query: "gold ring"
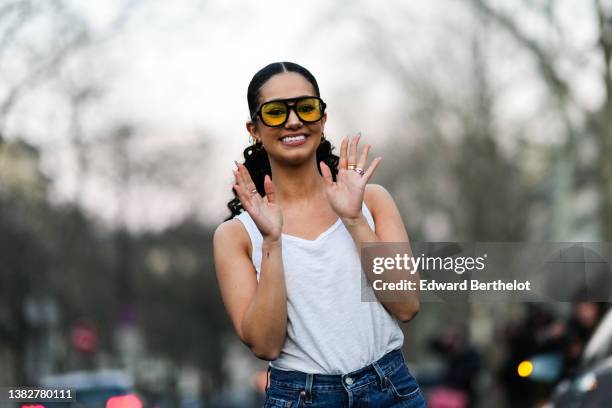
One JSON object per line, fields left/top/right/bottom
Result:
{"left": 347, "top": 164, "right": 356, "bottom": 170}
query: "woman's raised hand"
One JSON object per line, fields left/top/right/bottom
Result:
{"left": 319, "top": 134, "right": 382, "bottom": 220}
{"left": 233, "top": 162, "right": 283, "bottom": 242}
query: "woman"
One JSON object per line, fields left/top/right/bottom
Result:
{"left": 213, "top": 61, "right": 426, "bottom": 407}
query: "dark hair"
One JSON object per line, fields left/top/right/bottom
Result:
{"left": 225, "top": 62, "right": 339, "bottom": 220}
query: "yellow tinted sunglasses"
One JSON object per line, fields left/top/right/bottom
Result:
{"left": 252, "top": 96, "right": 327, "bottom": 127}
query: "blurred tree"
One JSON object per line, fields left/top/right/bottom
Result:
{"left": 132, "top": 220, "right": 230, "bottom": 392}
{"left": 0, "top": 0, "right": 90, "bottom": 137}
{"left": 0, "top": 140, "right": 116, "bottom": 382}
{"left": 0, "top": 0, "right": 230, "bottom": 395}
{"left": 323, "top": 4, "right": 612, "bottom": 406}
{"left": 469, "top": 0, "right": 612, "bottom": 240}
{"left": 0, "top": 0, "right": 139, "bottom": 134}
{"left": 338, "top": 6, "right": 531, "bottom": 242}
{"left": 0, "top": 136, "right": 225, "bottom": 387}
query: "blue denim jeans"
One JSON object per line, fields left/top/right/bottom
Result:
{"left": 263, "top": 348, "right": 427, "bottom": 407}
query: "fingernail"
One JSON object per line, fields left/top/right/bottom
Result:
{"left": 234, "top": 160, "right": 239, "bottom": 169}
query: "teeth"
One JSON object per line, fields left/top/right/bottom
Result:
{"left": 282, "top": 135, "right": 306, "bottom": 142}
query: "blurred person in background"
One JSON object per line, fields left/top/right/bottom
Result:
{"left": 559, "top": 301, "right": 607, "bottom": 379}
{"left": 213, "top": 61, "right": 426, "bottom": 407}
{"left": 496, "top": 304, "right": 558, "bottom": 407}
{"left": 426, "top": 326, "right": 481, "bottom": 408}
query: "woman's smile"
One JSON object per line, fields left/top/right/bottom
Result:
{"left": 279, "top": 133, "right": 309, "bottom": 147}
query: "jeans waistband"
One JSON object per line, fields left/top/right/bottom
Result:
{"left": 266, "top": 348, "right": 406, "bottom": 392}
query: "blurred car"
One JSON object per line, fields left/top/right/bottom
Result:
{"left": 34, "top": 369, "right": 143, "bottom": 408}
{"left": 552, "top": 308, "right": 612, "bottom": 407}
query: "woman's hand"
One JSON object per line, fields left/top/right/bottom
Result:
{"left": 319, "top": 134, "right": 382, "bottom": 221}
{"left": 233, "top": 163, "right": 283, "bottom": 242}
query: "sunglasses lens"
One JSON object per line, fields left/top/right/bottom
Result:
{"left": 296, "top": 98, "right": 322, "bottom": 122}
{"left": 261, "top": 101, "right": 288, "bottom": 126}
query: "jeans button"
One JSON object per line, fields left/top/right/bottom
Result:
{"left": 345, "top": 376, "right": 353, "bottom": 385}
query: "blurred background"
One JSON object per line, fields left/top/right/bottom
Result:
{"left": 1, "top": 0, "right": 612, "bottom": 407}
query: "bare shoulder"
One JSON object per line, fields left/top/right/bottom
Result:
{"left": 364, "top": 183, "right": 395, "bottom": 215}
{"left": 364, "top": 184, "right": 408, "bottom": 240}
{"left": 213, "top": 217, "right": 250, "bottom": 255}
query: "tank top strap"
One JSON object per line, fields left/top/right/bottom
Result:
{"left": 362, "top": 201, "right": 376, "bottom": 231}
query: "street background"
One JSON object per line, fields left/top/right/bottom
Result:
{"left": 2, "top": 0, "right": 612, "bottom": 407}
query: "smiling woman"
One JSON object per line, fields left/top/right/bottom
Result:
{"left": 224, "top": 64, "right": 338, "bottom": 219}
{"left": 213, "top": 62, "right": 426, "bottom": 407}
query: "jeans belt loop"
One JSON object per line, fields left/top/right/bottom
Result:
{"left": 304, "top": 373, "right": 314, "bottom": 403}
{"left": 371, "top": 360, "right": 388, "bottom": 391}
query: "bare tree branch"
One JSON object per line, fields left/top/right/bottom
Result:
{"left": 594, "top": 0, "right": 612, "bottom": 102}
{"left": 469, "top": 0, "right": 570, "bottom": 104}
{"left": 0, "top": 0, "right": 33, "bottom": 62}
{"left": 0, "top": 28, "right": 89, "bottom": 133}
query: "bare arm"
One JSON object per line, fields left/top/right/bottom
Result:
{"left": 213, "top": 165, "right": 288, "bottom": 360}
{"left": 344, "top": 183, "right": 420, "bottom": 323}
{"left": 320, "top": 135, "right": 419, "bottom": 323}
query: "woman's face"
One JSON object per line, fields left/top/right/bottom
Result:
{"left": 247, "top": 72, "right": 326, "bottom": 165}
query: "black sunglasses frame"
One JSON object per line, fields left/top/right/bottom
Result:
{"left": 251, "top": 96, "right": 327, "bottom": 128}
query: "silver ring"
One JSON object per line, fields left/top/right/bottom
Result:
{"left": 250, "top": 188, "right": 257, "bottom": 194}
{"left": 353, "top": 167, "right": 365, "bottom": 176}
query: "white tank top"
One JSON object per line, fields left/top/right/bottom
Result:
{"left": 235, "top": 202, "right": 404, "bottom": 374}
